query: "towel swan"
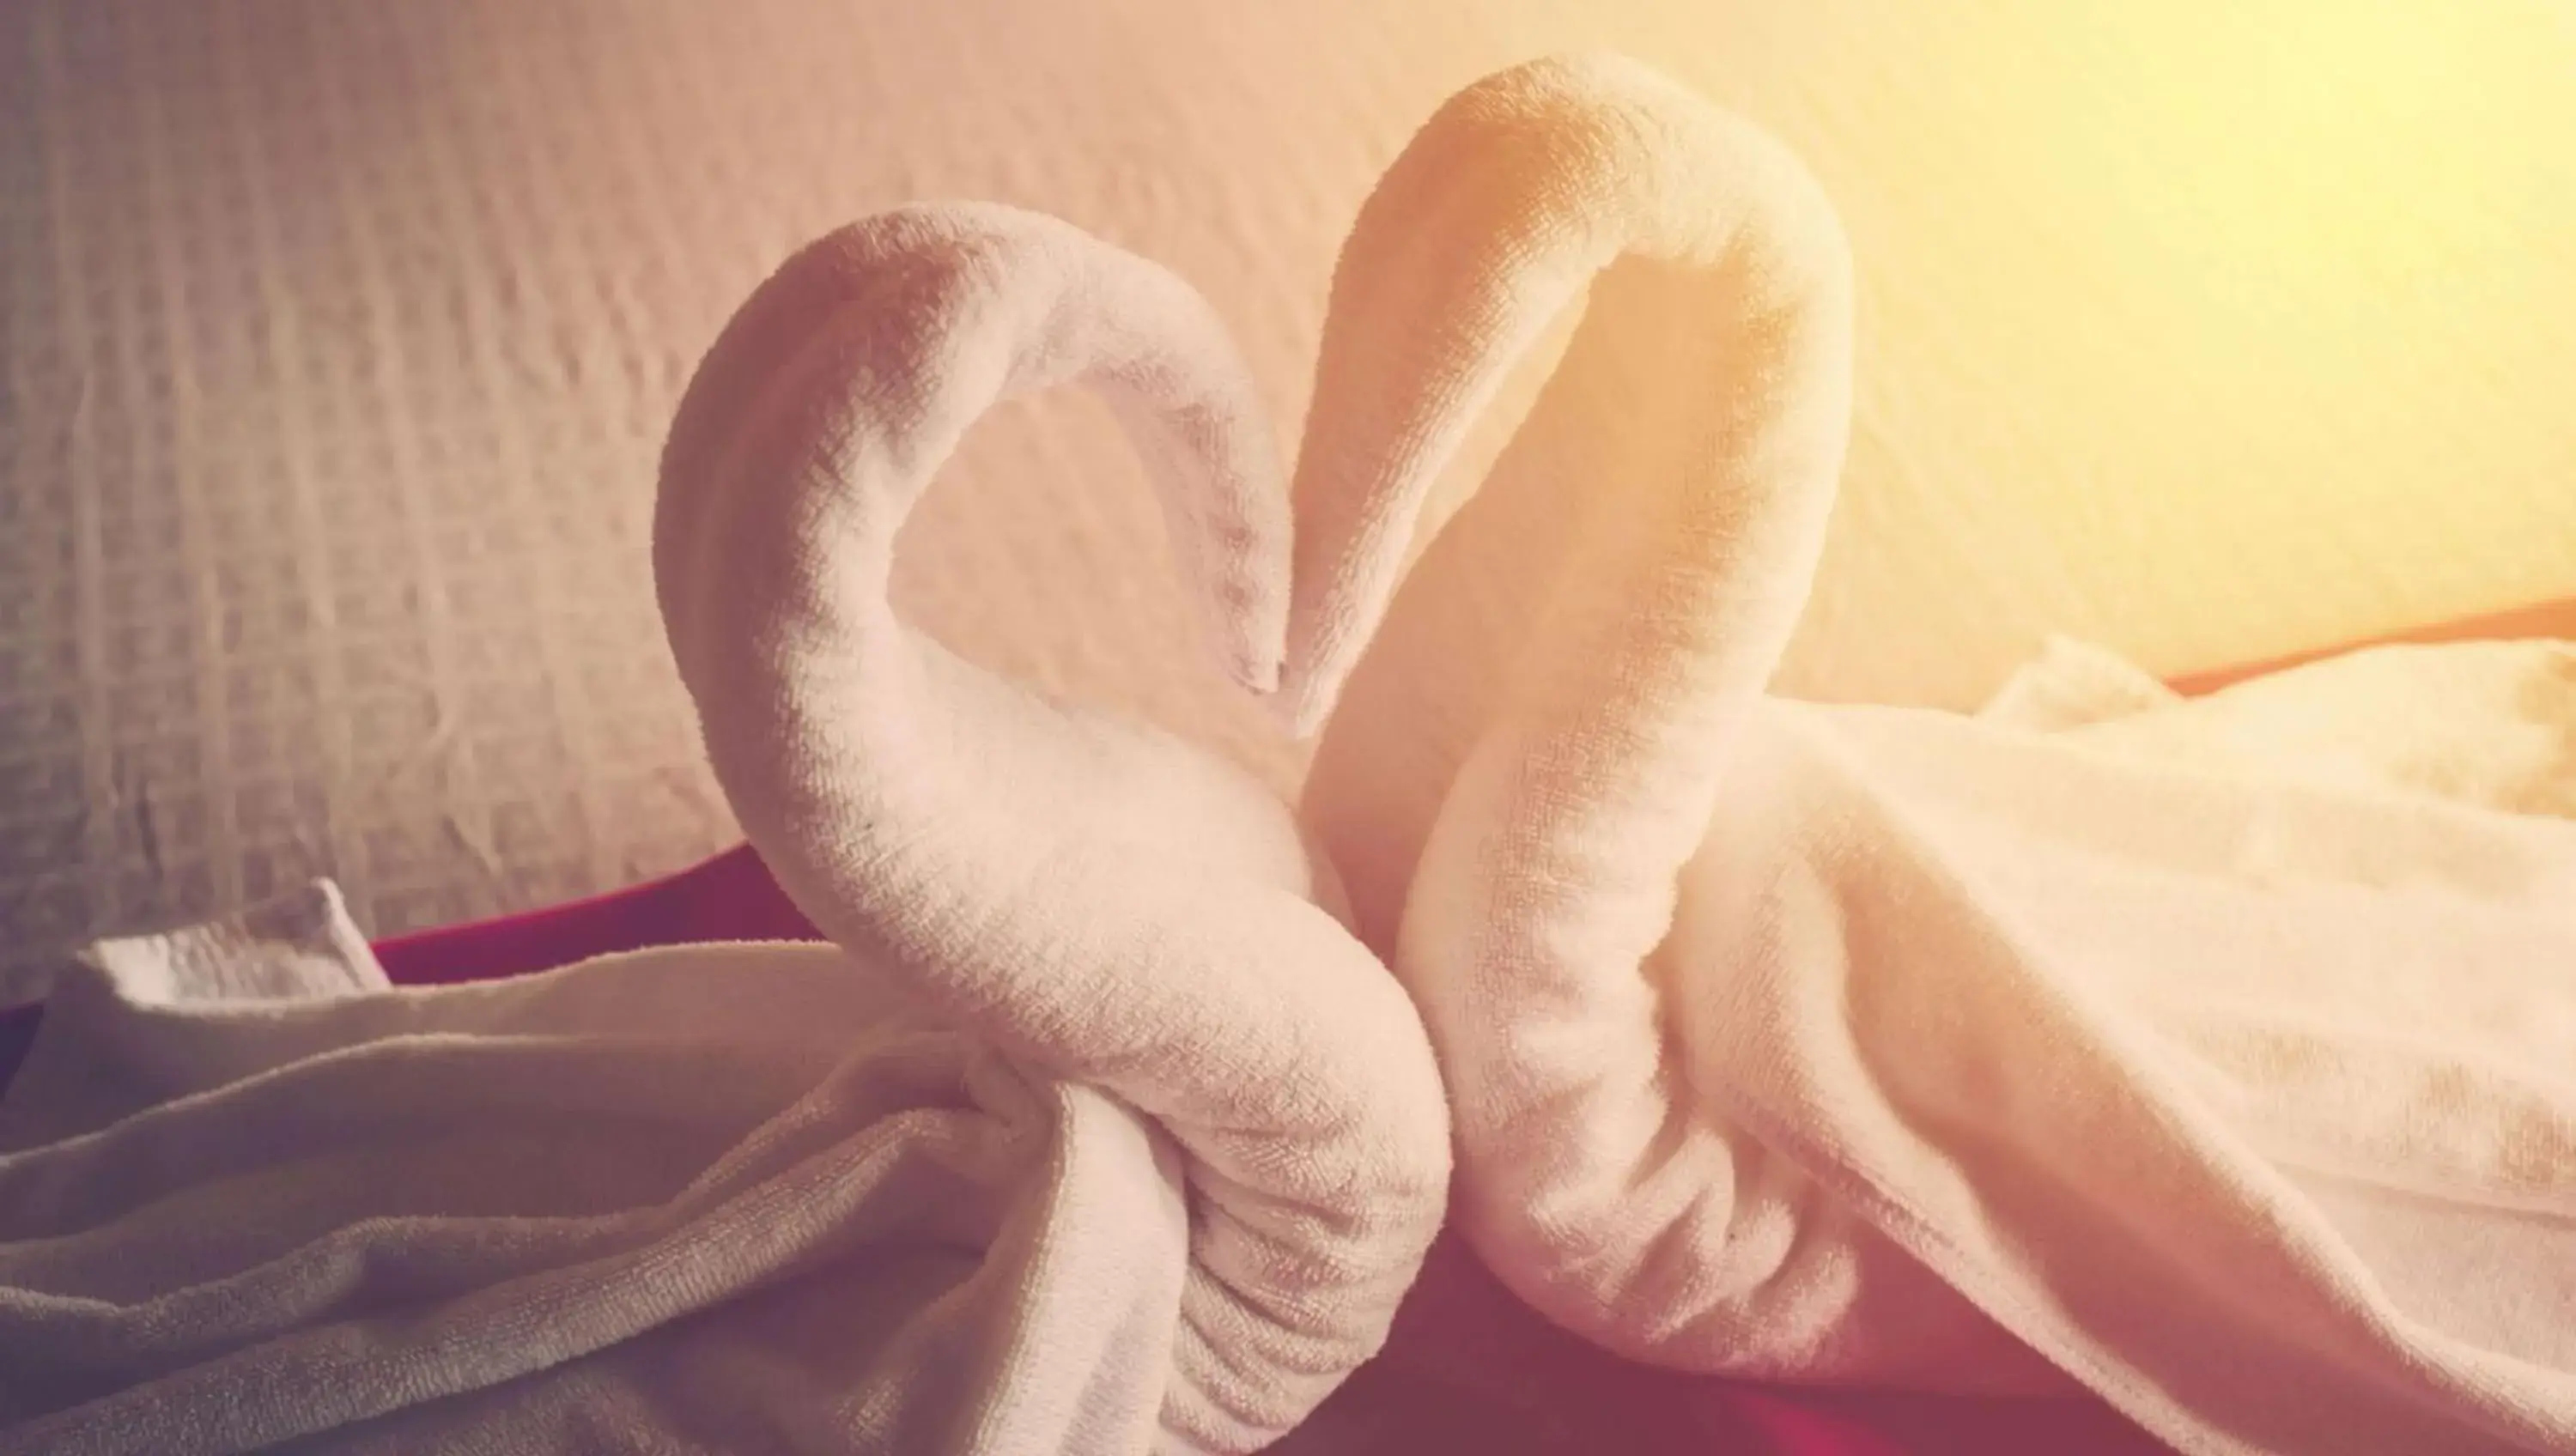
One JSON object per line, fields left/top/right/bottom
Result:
{"left": 654, "top": 203, "right": 1449, "bottom": 1453}
{"left": 1282, "top": 55, "right": 2576, "bottom": 1455}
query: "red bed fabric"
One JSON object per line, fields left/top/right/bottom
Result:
{"left": 369, "top": 842, "right": 823, "bottom": 986}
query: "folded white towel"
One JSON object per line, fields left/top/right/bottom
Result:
{"left": 653, "top": 201, "right": 1449, "bottom": 1451}
{"left": 1284, "top": 52, "right": 2576, "bottom": 1456}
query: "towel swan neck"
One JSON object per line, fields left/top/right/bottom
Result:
{"left": 1289, "top": 56, "right": 2576, "bottom": 1456}
{"left": 654, "top": 202, "right": 1448, "bottom": 1452}
{"left": 1280, "top": 56, "right": 1865, "bottom": 1364}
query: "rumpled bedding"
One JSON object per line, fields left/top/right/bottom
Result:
{"left": 1269, "top": 55, "right": 2576, "bottom": 1455}
{"left": 3, "top": 632, "right": 2567, "bottom": 1455}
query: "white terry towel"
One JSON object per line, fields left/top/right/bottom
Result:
{"left": 653, "top": 202, "right": 1449, "bottom": 1451}
{"left": 0, "top": 203, "right": 1449, "bottom": 1456}
{"left": 1282, "top": 52, "right": 2576, "bottom": 1456}
{"left": 1, "top": 895, "right": 1204, "bottom": 1453}
{"left": 1984, "top": 634, "right": 2576, "bottom": 820}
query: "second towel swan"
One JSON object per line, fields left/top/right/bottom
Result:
{"left": 1285, "top": 53, "right": 2576, "bottom": 1456}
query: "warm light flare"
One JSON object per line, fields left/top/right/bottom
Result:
{"left": 1745, "top": 0, "right": 2576, "bottom": 705}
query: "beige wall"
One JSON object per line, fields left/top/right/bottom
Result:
{"left": 1735, "top": 0, "right": 2576, "bottom": 705}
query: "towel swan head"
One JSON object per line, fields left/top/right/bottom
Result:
{"left": 1280, "top": 56, "right": 1862, "bottom": 1368}
{"left": 653, "top": 202, "right": 1448, "bottom": 1451}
